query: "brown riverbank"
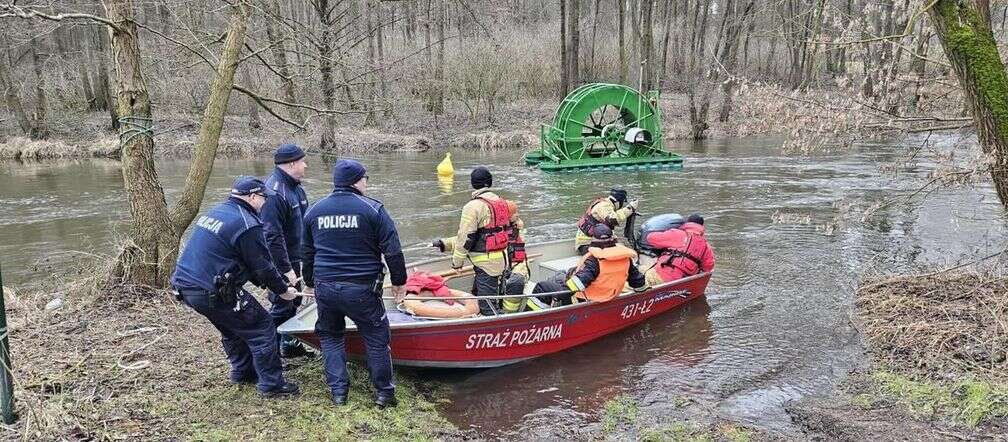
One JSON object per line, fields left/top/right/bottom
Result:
{"left": 0, "top": 87, "right": 840, "bottom": 162}
{"left": 786, "top": 269, "right": 1008, "bottom": 440}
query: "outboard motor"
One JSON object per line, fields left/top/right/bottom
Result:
{"left": 636, "top": 213, "right": 685, "bottom": 256}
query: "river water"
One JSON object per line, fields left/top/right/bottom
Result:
{"left": 1, "top": 136, "right": 1005, "bottom": 436}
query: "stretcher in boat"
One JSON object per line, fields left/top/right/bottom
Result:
{"left": 278, "top": 239, "right": 710, "bottom": 368}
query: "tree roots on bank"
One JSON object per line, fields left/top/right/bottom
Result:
{"left": 856, "top": 269, "right": 1008, "bottom": 380}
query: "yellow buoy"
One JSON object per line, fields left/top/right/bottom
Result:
{"left": 436, "top": 152, "right": 454, "bottom": 178}
{"left": 437, "top": 175, "right": 453, "bottom": 195}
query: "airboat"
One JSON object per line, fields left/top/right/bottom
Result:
{"left": 524, "top": 83, "right": 684, "bottom": 171}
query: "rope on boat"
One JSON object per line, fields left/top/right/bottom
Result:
{"left": 379, "top": 289, "right": 574, "bottom": 301}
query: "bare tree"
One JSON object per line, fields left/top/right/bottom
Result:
{"left": 27, "top": 19, "right": 49, "bottom": 139}
{"left": 262, "top": 0, "right": 302, "bottom": 123}
{"left": 560, "top": 0, "right": 568, "bottom": 96}
{"left": 101, "top": 0, "right": 256, "bottom": 286}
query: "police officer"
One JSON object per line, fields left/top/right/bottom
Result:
{"left": 302, "top": 159, "right": 407, "bottom": 408}
{"left": 262, "top": 143, "right": 312, "bottom": 358}
{"left": 171, "top": 176, "right": 300, "bottom": 398}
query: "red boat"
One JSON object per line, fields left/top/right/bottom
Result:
{"left": 278, "top": 239, "right": 711, "bottom": 368}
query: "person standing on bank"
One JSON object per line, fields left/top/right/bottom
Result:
{"left": 171, "top": 176, "right": 301, "bottom": 398}
{"left": 302, "top": 159, "right": 407, "bottom": 408}
{"left": 262, "top": 143, "right": 313, "bottom": 358}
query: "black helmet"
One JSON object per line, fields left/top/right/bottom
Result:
{"left": 590, "top": 225, "right": 617, "bottom": 248}
{"left": 609, "top": 188, "right": 628, "bottom": 204}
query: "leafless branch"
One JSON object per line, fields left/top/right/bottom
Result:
{"left": 0, "top": 3, "right": 120, "bottom": 30}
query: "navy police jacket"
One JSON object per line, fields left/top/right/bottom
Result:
{"left": 171, "top": 197, "right": 288, "bottom": 295}
{"left": 303, "top": 186, "right": 407, "bottom": 287}
{"left": 262, "top": 167, "right": 309, "bottom": 273}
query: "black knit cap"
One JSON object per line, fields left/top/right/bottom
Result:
{"left": 273, "top": 143, "right": 306, "bottom": 164}
{"left": 687, "top": 213, "right": 705, "bottom": 225}
{"left": 471, "top": 166, "right": 492, "bottom": 189}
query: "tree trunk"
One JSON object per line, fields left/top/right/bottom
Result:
{"left": 928, "top": 0, "right": 1008, "bottom": 206}
{"left": 569, "top": 0, "right": 580, "bottom": 87}
{"left": 688, "top": 90, "right": 710, "bottom": 140}
{"left": 263, "top": 0, "right": 302, "bottom": 123}
{"left": 107, "top": 0, "right": 255, "bottom": 287}
{"left": 242, "top": 68, "right": 261, "bottom": 130}
{"left": 28, "top": 21, "right": 50, "bottom": 140}
{"left": 316, "top": 0, "right": 337, "bottom": 149}
{"left": 618, "top": 0, "right": 626, "bottom": 84}
{"left": 589, "top": 0, "right": 601, "bottom": 80}
{"left": 79, "top": 61, "right": 96, "bottom": 111}
{"left": 0, "top": 42, "right": 30, "bottom": 136}
{"left": 106, "top": 0, "right": 175, "bottom": 286}
{"left": 423, "top": 0, "right": 435, "bottom": 110}
{"left": 560, "top": 0, "right": 569, "bottom": 96}
{"left": 170, "top": 0, "right": 255, "bottom": 243}
{"left": 433, "top": 0, "right": 445, "bottom": 114}
{"left": 364, "top": 0, "right": 378, "bottom": 126}
{"left": 376, "top": 1, "right": 389, "bottom": 117}
{"left": 640, "top": 0, "right": 654, "bottom": 91}
{"left": 94, "top": 23, "right": 114, "bottom": 126}
{"left": 659, "top": 0, "right": 674, "bottom": 86}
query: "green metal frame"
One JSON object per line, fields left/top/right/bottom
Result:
{"left": 526, "top": 83, "right": 683, "bottom": 172}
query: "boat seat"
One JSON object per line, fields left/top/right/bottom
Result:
{"left": 539, "top": 256, "right": 581, "bottom": 278}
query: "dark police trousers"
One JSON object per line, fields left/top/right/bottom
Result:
{"left": 180, "top": 289, "right": 285, "bottom": 392}
{"left": 314, "top": 281, "right": 394, "bottom": 398}
{"left": 269, "top": 261, "right": 302, "bottom": 351}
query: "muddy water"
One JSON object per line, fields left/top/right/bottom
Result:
{"left": 2, "top": 136, "right": 1006, "bottom": 435}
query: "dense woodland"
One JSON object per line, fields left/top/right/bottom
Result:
{"left": 2, "top": 0, "right": 1005, "bottom": 144}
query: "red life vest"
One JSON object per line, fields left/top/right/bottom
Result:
{"left": 505, "top": 200, "right": 526, "bottom": 262}
{"left": 467, "top": 196, "right": 514, "bottom": 253}
{"left": 647, "top": 229, "right": 707, "bottom": 282}
{"left": 576, "top": 197, "right": 611, "bottom": 236}
{"left": 404, "top": 272, "right": 454, "bottom": 304}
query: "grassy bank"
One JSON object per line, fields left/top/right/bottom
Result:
{"left": 2, "top": 262, "right": 455, "bottom": 440}
{"left": 789, "top": 270, "right": 1008, "bottom": 439}
{"left": 585, "top": 394, "right": 763, "bottom": 442}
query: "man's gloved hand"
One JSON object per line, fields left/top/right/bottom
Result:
{"left": 627, "top": 200, "right": 640, "bottom": 211}
{"left": 279, "top": 287, "right": 300, "bottom": 301}
{"left": 284, "top": 270, "right": 299, "bottom": 286}
{"left": 432, "top": 239, "right": 446, "bottom": 253}
{"left": 392, "top": 285, "right": 407, "bottom": 304}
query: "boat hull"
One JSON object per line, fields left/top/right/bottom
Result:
{"left": 285, "top": 272, "right": 710, "bottom": 368}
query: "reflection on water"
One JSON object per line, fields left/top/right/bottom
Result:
{"left": 410, "top": 299, "right": 713, "bottom": 434}
{"left": 2, "top": 135, "right": 1007, "bottom": 435}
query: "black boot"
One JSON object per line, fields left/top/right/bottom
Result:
{"left": 260, "top": 382, "right": 300, "bottom": 398}
{"left": 375, "top": 394, "right": 398, "bottom": 409}
{"left": 332, "top": 393, "right": 348, "bottom": 406}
